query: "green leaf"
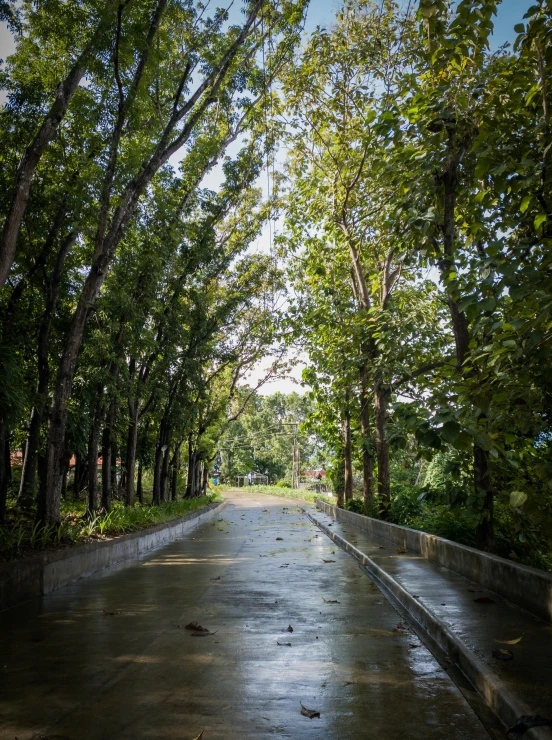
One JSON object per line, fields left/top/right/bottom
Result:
{"left": 510, "top": 491, "right": 528, "bottom": 508}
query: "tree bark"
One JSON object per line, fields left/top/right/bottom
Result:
{"left": 374, "top": 377, "right": 390, "bottom": 510}
{"left": 87, "top": 411, "right": 102, "bottom": 516}
{"left": 137, "top": 459, "right": 143, "bottom": 504}
{"left": 21, "top": 233, "right": 75, "bottom": 512}
{"left": 40, "top": 0, "right": 265, "bottom": 524}
{"left": 152, "top": 443, "right": 163, "bottom": 506}
{"left": 171, "top": 445, "right": 180, "bottom": 501}
{"left": 359, "top": 361, "right": 374, "bottom": 515}
{"left": 101, "top": 399, "right": 116, "bottom": 512}
{"left": 160, "top": 436, "right": 171, "bottom": 502}
{"left": 0, "top": 418, "right": 8, "bottom": 522}
{"left": 440, "top": 130, "right": 494, "bottom": 551}
{"left": 343, "top": 391, "right": 353, "bottom": 504}
{"left": 125, "top": 399, "right": 138, "bottom": 507}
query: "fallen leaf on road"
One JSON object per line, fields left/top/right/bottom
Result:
{"left": 344, "top": 680, "right": 357, "bottom": 685}
{"left": 507, "top": 715, "right": 552, "bottom": 737}
{"left": 102, "top": 609, "right": 119, "bottom": 616}
{"left": 323, "top": 598, "right": 340, "bottom": 604}
{"left": 190, "top": 732, "right": 204, "bottom": 740}
{"left": 287, "top": 624, "right": 294, "bottom": 632}
{"left": 492, "top": 648, "right": 514, "bottom": 661}
{"left": 276, "top": 537, "right": 283, "bottom": 541}
{"left": 185, "top": 621, "right": 207, "bottom": 632}
{"left": 322, "top": 559, "right": 336, "bottom": 563}
{"left": 277, "top": 641, "right": 292, "bottom": 647}
{"left": 190, "top": 630, "right": 218, "bottom": 637}
{"left": 397, "top": 546, "right": 406, "bottom": 554}
{"left": 495, "top": 635, "right": 523, "bottom": 645}
{"left": 301, "top": 703, "right": 320, "bottom": 719}
{"left": 474, "top": 596, "right": 495, "bottom": 604}
{"left": 210, "top": 576, "right": 221, "bottom": 581}
{"left": 409, "top": 644, "right": 421, "bottom": 648}
{"left": 378, "top": 546, "right": 385, "bottom": 549}
{"left": 395, "top": 622, "right": 407, "bottom": 631}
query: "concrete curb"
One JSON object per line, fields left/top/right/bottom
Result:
{"left": 0, "top": 500, "right": 226, "bottom": 611}
{"left": 316, "top": 500, "right": 552, "bottom": 624}
{"left": 305, "top": 507, "right": 552, "bottom": 740}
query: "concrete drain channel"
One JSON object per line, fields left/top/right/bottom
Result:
{"left": 302, "top": 506, "right": 552, "bottom": 740}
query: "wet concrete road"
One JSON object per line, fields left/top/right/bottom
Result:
{"left": 0, "top": 491, "right": 491, "bottom": 739}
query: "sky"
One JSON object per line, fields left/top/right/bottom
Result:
{"left": 0, "top": 0, "right": 535, "bottom": 396}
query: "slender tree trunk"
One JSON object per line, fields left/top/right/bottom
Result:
{"left": 73, "top": 452, "right": 82, "bottom": 499}
{"left": 125, "top": 400, "right": 138, "bottom": 508}
{"left": 101, "top": 399, "right": 116, "bottom": 512}
{"left": 374, "top": 378, "right": 390, "bottom": 511}
{"left": 343, "top": 392, "right": 353, "bottom": 504}
{"left": 161, "top": 438, "right": 171, "bottom": 502}
{"left": 335, "top": 456, "right": 345, "bottom": 509}
{"left": 185, "top": 435, "right": 195, "bottom": 499}
{"left": 0, "top": 14, "right": 113, "bottom": 291}
{"left": 171, "top": 445, "right": 180, "bottom": 501}
{"left": 152, "top": 443, "right": 163, "bottom": 506}
{"left": 22, "top": 233, "right": 75, "bottom": 514}
{"left": 440, "top": 135, "right": 494, "bottom": 551}
{"left": 0, "top": 418, "right": 8, "bottom": 522}
{"left": 60, "top": 451, "right": 71, "bottom": 500}
{"left": 137, "top": 459, "right": 143, "bottom": 504}
{"left": 87, "top": 411, "right": 102, "bottom": 516}
{"left": 40, "top": 1, "right": 264, "bottom": 525}
{"left": 359, "top": 360, "right": 374, "bottom": 515}
{"left": 202, "top": 463, "right": 209, "bottom": 496}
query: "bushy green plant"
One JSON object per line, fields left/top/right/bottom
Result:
{"left": 345, "top": 498, "right": 364, "bottom": 514}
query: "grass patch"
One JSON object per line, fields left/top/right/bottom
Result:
{"left": 219, "top": 484, "right": 333, "bottom": 506}
{"left": 0, "top": 493, "right": 223, "bottom": 561}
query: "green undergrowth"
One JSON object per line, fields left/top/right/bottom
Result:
{"left": 344, "top": 487, "right": 552, "bottom": 573}
{"left": 219, "top": 483, "right": 333, "bottom": 506}
{"left": 0, "top": 493, "right": 223, "bottom": 561}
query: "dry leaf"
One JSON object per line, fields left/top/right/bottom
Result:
{"left": 474, "top": 596, "right": 495, "bottom": 604}
{"left": 495, "top": 635, "right": 523, "bottom": 645}
{"left": 397, "top": 546, "right": 406, "bottom": 554}
{"left": 276, "top": 537, "right": 283, "bottom": 541}
{"left": 277, "top": 641, "right": 292, "bottom": 647}
{"left": 190, "top": 630, "right": 218, "bottom": 637}
{"left": 102, "top": 609, "right": 119, "bottom": 616}
{"left": 300, "top": 703, "right": 320, "bottom": 719}
{"left": 409, "top": 644, "right": 421, "bottom": 648}
{"left": 492, "top": 648, "right": 514, "bottom": 661}
{"left": 344, "top": 680, "right": 357, "bottom": 685}
{"left": 210, "top": 576, "right": 221, "bottom": 581}
{"left": 185, "top": 621, "right": 206, "bottom": 631}
{"left": 396, "top": 622, "right": 407, "bottom": 631}
{"left": 507, "top": 716, "right": 552, "bottom": 738}
{"left": 323, "top": 598, "right": 340, "bottom": 604}
{"left": 287, "top": 624, "right": 294, "bottom": 632}
{"left": 322, "top": 559, "right": 336, "bottom": 563}
{"left": 190, "top": 732, "right": 204, "bottom": 740}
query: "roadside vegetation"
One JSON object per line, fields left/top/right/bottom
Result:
{"left": 0, "top": 493, "right": 222, "bottom": 561}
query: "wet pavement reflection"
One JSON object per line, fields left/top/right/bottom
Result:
{"left": 0, "top": 491, "right": 491, "bottom": 739}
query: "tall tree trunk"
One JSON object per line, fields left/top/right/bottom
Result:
{"left": 21, "top": 233, "right": 75, "bottom": 513}
{"left": 161, "top": 437, "right": 171, "bottom": 502}
{"left": 137, "top": 459, "right": 143, "bottom": 504}
{"left": 335, "top": 455, "right": 345, "bottom": 509}
{"left": 171, "top": 445, "right": 180, "bottom": 501}
{"left": 343, "top": 392, "right": 353, "bottom": 504}
{"left": 60, "top": 451, "right": 71, "bottom": 500}
{"left": 152, "top": 443, "right": 163, "bottom": 506}
{"left": 185, "top": 435, "right": 195, "bottom": 499}
{"left": 73, "top": 452, "right": 82, "bottom": 499}
{"left": 101, "top": 399, "right": 116, "bottom": 512}
{"left": 0, "top": 14, "right": 114, "bottom": 291}
{"left": 374, "top": 377, "right": 390, "bottom": 511}
{"left": 41, "top": 2, "right": 263, "bottom": 524}
{"left": 87, "top": 411, "right": 102, "bottom": 516}
{"left": 440, "top": 133, "right": 494, "bottom": 551}
{"left": 0, "top": 418, "right": 9, "bottom": 522}
{"left": 202, "top": 463, "right": 208, "bottom": 496}
{"left": 359, "top": 360, "right": 374, "bottom": 515}
{"left": 125, "top": 400, "right": 138, "bottom": 508}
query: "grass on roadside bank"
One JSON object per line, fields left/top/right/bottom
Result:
{"left": 0, "top": 493, "right": 223, "bottom": 561}
{"left": 218, "top": 483, "right": 333, "bottom": 506}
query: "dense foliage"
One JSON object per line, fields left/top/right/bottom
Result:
{"left": 0, "top": 0, "right": 309, "bottom": 528}
{"left": 282, "top": 0, "right": 552, "bottom": 555}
